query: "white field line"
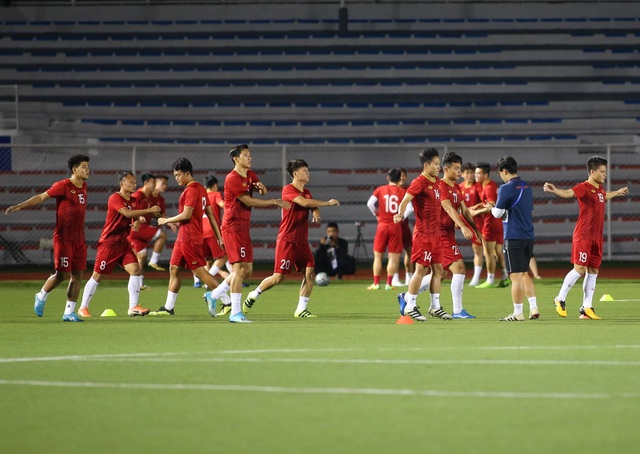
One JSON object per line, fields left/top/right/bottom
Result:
{"left": 1, "top": 379, "right": 636, "bottom": 400}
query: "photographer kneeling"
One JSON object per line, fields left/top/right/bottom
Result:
{"left": 314, "top": 222, "right": 356, "bottom": 279}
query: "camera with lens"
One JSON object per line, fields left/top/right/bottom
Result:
{"left": 354, "top": 221, "right": 364, "bottom": 228}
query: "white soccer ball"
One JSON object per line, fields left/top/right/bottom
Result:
{"left": 315, "top": 272, "right": 330, "bottom": 287}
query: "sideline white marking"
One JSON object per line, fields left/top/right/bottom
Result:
{"left": 0, "top": 379, "right": 632, "bottom": 400}
{"left": 80, "top": 357, "right": 640, "bottom": 366}
{"left": 0, "top": 352, "right": 182, "bottom": 364}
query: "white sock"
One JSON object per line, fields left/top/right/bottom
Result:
{"left": 418, "top": 273, "right": 432, "bottom": 294}
{"left": 451, "top": 273, "right": 465, "bottom": 314}
{"left": 219, "top": 292, "right": 231, "bottom": 305}
{"left": 487, "top": 273, "right": 495, "bottom": 285}
{"left": 81, "top": 278, "right": 99, "bottom": 309}
{"left": 230, "top": 293, "right": 242, "bottom": 316}
{"left": 225, "top": 262, "right": 233, "bottom": 273}
{"left": 528, "top": 296, "right": 538, "bottom": 310}
{"left": 393, "top": 273, "right": 400, "bottom": 282}
{"left": 149, "top": 252, "right": 161, "bottom": 265}
{"left": 295, "top": 296, "right": 309, "bottom": 314}
{"left": 210, "top": 281, "right": 231, "bottom": 300}
{"left": 37, "top": 287, "right": 50, "bottom": 302}
{"left": 165, "top": 291, "right": 178, "bottom": 310}
{"left": 513, "top": 303, "right": 524, "bottom": 316}
{"left": 254, "top": 287, "right": 263, "bottom": 296}
{"left": 404, "top": 292, "right": 418, "bottom": 311}
{"left": 471, "top": 265, "right": 482, "bottom": 283}
{"left": 128, "top": 275, "right": 141, "bottom": 309}
{"left": 404, "top": 272, "right": 412, "bottom": 285}
{"left": 209, "top": 265, "right": 220, "bottom": 277}
{"left": 558, "top": 269, "right": 583, "bottom": 301}
{"left": 64, "top": 301, "right": 76, "bottom": 315}
{"left": 430, "top": 293, "right": 440, "bottom": 311}
{"left": 194, "top": 275, "right": 201, "bottom": 284}
{"left": 582, "top": 273, "right": 598, "bottom": 308}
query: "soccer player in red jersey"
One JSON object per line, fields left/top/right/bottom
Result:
{"left": 147, "top": 158, "right": 223, "bottom": 316}
{"left": 152, "top": 175, "right": 178, "bottom": 235}
{"left": 204, "top": 145, "right": 290, "bottom": 323}
{"left": 437, "top": 152, "right": 482, "bottom": 318}
{"left": 392, "top": 168, "right": 414, "bottom": 287}
{"left": 366, "top": 168, "right": 406, "bottom": 290}
{"left": 469, "top": 162, "right": 509, "bottom": 288}
{"left": 460, "top": 162, "right": 485, "bottom": 286}
{"left": 129, "top": 173, "right": 169, "bottom": 290}
{"left": 242, "top": 159, "right": 340, "bottom": 318}
{"left": 393, "top": 148, "right": 453, "bottom": 322}
{"left": 193, "top": 175, "right": 229, "bottom": 288}
{"left": 544, "top": 156, "right": 629, "bottom": 320}
{"left": 5, "top": 154, "right": 90, "bottom": 322}
{"left": 79, "top": 171, "right": 160, "bottom": 317}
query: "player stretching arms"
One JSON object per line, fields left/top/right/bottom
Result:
{"left": 79, "top": 171, "right": 160, "bottom": 317}
{"left": 242, "top": 159, "right": 340, "bottom": 318}
{"left": 5, "top": 154, "right": 90, "bottom": 322}
{"left": 366, "top": 168, "right": 406, "bottom": 290}
{"left": 149, "top": 158, "right": 223, "bottom": 316}
{"left": 394, "top": 148, "right": 453, "bottom": 322}
{"left": 543, "top": 156, "right": 629, "bottom": 320}
{"left": 204, "top": 145, "right": 290, "bottom": 323}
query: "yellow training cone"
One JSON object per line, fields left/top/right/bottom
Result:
{"left": 599, "top": 294, "right": 614, "bottom": 302}
{"left": 100, "top": 309, "right": 118, "bottom": 317}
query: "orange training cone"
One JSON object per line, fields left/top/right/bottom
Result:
{"left": 396, "top": 315, "right": 414, "bottom": 325}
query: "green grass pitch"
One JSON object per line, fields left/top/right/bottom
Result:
{"left": 1, "top": 277, "right": 639, "bottom": 453}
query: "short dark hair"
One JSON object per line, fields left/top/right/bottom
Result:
{"left": 117, "top": 170, "right": 133, "bottom": 183}
{"left": 155, "top": 175, "right": 168, "bottom": 182}
{"left": 399, "top": 167, "right": 407, "bottom": 175}
{"left": 387, "top": 168, "right": 402, "bottom": 183}
{"left": 229, "top": 144, "right": 249, "bottom": 164}
{"left": 476, "top": 162, "right": 491, "bottom": 175}
{"left": 587, "top": 155, "right": 607, "bottom": 173}
{"left": 461, "top": 162, "right": 475, "bottom": 172}
{"left": 497, "top": 155, "right": 518, "bottom": 174}
{"left": 442, "top": 152, "right": 462, "bottom": 168}
{"left": 286, "top": 159, "right": 309, "bottom": 178}
{"left": 326, "top": 222, "right": 339, "bottom": 231}
{"left": 68, "top": 154, "right": 89, "bottom": 172}
{"left": 419, "top": 147, "right": 439, "bottom": 166}
{"left": 205, "top": 175, "right": 218, "bottom": 189}
{"left": 141, "top": 173, "right": 155, "bottom": 184}
{"left": 171, "top": 157, "right": 193, "bottom": 175}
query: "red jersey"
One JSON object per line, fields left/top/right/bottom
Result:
{"left": 406, "top": 174, "right": 441, "bottom": 236}
{"left": 155, "top": 193, "right": 166, "bottom": 215}
{"left": 46, "top": 178, "right": 87, "bottom": 242}
{"left": 133, "top": 188, "right": 157, "bottom": 224}
{"left": 222, "top": 169, "right": 260, "bottom": 232}
{"left": 177, "top": 181, "right": 210, "bottom": 244}
{"left": 481, "top": 179, "right": 502, "bottom": 229}
{"left": 202, "top": 191, "right": 223, "bottom": 239}
{"left": 438, "top": 179, "right": 463, "bottom": 235}
{"left": 572, "top": 181, "right": 606, "bottom": 241}
{"left": 278, "top": 184, "right": 312, "bottom": 244}
{"left": 460, "top": 181, "right": 482, "bottom": 208}
{"left": 99, "top": 192, "right": 137, "bottom": 244}
{"left": 372, "top": 184, "right": 406, "bottom": 224}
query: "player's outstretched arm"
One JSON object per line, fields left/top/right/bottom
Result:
{"left": 119, "top": 204, "right": 161, "bottom": 219}
{"left": 238, "top": 194, "right": 291, "bottom": 210}
{"left": 543, "top": 182, "right": 574, "bottom": 198}
{"left": 606, "top": 186, "right": 629, "bottom": 200}
{"left": 293, "top": 195, "right": 339, "bottom": 209}
{"left": 4, "top": 192, "right": 50, "bottom": 215}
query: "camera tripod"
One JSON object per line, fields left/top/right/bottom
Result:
{"left": 353, "top": 224, "right": 368, "bottom": 260}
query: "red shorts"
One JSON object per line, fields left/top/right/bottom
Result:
{"left": 222, "top": 228, "right": 253, "bottom": 264}
{"left": 411, "top": 232, "right": 443, "bottom": 267}
{"left": 129, "top": 224, "right": 160, "bottom": 254}
{"left": 441, "top": 234, "right": 463, "bottom": 269}
{"left": 203, "top": 236, "right": 225, "bottom": 260}
{"left": 94, "top": 240, "right": 138, "bottom": 274}
{"left": 171, "top": 240, "right": 206, "bottom": 271}
{"left": 482, "top": 216, "right": 503, "bottom": 243}
{"left": 572, "top": 238, "right": 603, "bottom": 269}
{"left": 54, "top": 238, "right": 87, "bottom": 272}
{"left": 273, "top": 240, "right": 314, "bottom": 275}
{"left": 401, "top": 220, "right": 412, "bottom": 250}
{"left": 373, "top": 222, "right": 403, "bottom": 254}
